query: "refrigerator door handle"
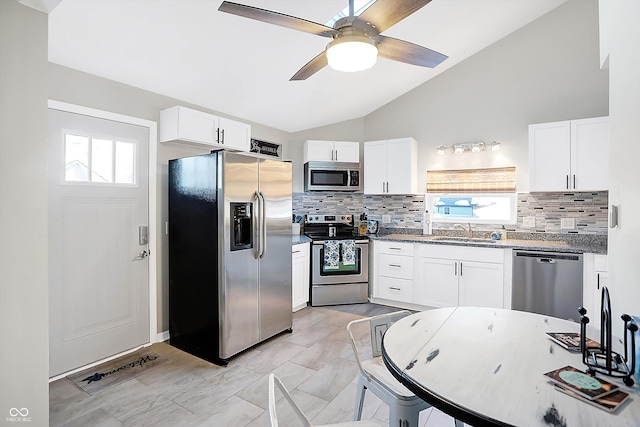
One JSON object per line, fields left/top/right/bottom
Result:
{"left": 258, "top": 191, "right": 267, "bottom": 258}
{"left": 254, "top": 191, "right": 261, "bottom": 259}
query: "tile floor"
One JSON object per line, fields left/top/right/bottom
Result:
{"left": 49, "top": 303, "right": 459, "bottom": 426}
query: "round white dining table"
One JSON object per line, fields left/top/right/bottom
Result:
{"left": 381, "top": 307, "right": 640, "bottom": 427}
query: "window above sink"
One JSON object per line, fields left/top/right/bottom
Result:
{"left": 426, "top": 167, "right": 518, "bottom": 225}
{"left": 426, "top": 194, "right": 517, "bottom": 225}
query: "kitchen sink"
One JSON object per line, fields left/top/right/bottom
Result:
{"left": 430, "top": 236, "right": 497, "bottom": 243}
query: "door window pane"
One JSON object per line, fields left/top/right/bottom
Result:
{"left": 115, "top": 141, "right": 135, "bottom": 184}
{"left": 65, "top": 134, "right": 89, "bottom": 182}
{"left": 64, "top": 132, "right": 137, "bottom": 186}
{"left": 91, "top": 138, "right": 113, "bottom": 183}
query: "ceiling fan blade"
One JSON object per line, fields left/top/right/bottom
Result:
{"left": 376, "top": 35, "right": 448, "bottom": 68}
{"left": 355, "top": 0, "right": 432, "bottom": 33}
{"left": 290, "top": 52, "right": 328, "bottom": 81}
{"left": 218, "top": 1, "right": 338, "bottom": 37}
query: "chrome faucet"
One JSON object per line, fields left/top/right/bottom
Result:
{"left": 454, "top": 222, "right": 473, "bottom": 238}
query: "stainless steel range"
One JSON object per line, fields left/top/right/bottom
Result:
{"left": 304, "top": 214, "right": 369, "bottom": 306}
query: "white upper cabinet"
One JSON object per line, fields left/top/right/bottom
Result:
{"left": 529, "top": 116, "right": 609, "bottom": 191}
{"left": 364, "top": 137, "right": 417, "bottom": 195}
{"left": 303, "top": 140, "right": 359, "bottom": 163}
{"left": 218, "top": 116, "right": 251, "bottom": 152}
{"left": 160, "top": 106, "right": 250, "bottom": 152}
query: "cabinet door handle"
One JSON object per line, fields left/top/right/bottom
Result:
{"left": 382, "top": 182, "right": 385, "bottom": 193}
{"left": 221, "top": 129, "right": 225, "bottom": 144}
{"left": 566, "top": 175, "right": 569, "bottom": 190}
{"left": 335, "top": 149, "right": 338, "bottom": 161}
{"left": 597, "top": 273, "right": 600, "bottom": 290}
{"left": 460, "top": 262, "right": 463, "bottom": 276}
{"left": 454, "top": 262, "right": 457, "bottom": 276}
{"left": 389, "top": 287, "right": 401, "bottom": 291}
{"left": 388, "top": 264, "right": 402, "bottom": 267}
{"left": 573, "top": 174, "right": 576, "bottom": 189}
{"left": 216, "top": 128, "right": 220, "bottom": 143}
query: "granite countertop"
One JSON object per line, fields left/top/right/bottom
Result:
{"left": 368, "top": 232, "right": 607, "bottom": 254}
{"left": 292, "top": 235, "right": 311, "bottom": 245}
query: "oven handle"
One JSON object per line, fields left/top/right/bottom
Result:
{"left": 312, "top": 240, "right": 369, "bottom": 246}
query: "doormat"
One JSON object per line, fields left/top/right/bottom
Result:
{"left": 67, "top": 347, "right": 167, "bottom": 395}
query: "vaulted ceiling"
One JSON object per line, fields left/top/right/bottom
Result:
{"left": 48, "top": 0, "right": 567, "bottom": 132}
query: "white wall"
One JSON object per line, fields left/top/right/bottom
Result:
{"left": 0, "top": 2, "right": 49, "bottom": 425}
{"left": 603, "top": 0, "right": 640, "bottom": 327}
{"left": 363, "top": 0, "right": 608, "bottom": 193}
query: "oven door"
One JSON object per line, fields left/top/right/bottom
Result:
{"left": 311, "top": 241, "right": 369, "bottom": 285}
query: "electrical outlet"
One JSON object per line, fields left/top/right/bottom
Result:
{"left": 523, "top": 217, "right": 536, "bottom": 228}
{"left": 561, "top": 218, "right": 576, "bottom": 230}
{"left": 382, "top": 215, "right": 391, "bottom": 224}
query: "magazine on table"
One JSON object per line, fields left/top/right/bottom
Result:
{"left": 543, "top": 365, "right": 619, "bottom": 401}
{"left": 554, "top": 385, "right": 630, "bottom": 413}
{"left": 546, "top": 332, "right": 600, "bottom": 352}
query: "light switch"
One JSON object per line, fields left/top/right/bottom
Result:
{"left": 561, "top": 218, "right": 576, "bottom": 230}
{"left": 523, "top": 217, "right": 536, "bottom": 228}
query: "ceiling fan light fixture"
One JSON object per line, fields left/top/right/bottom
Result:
{"left": 326, "top": 35, "right": 378, "bottom": 72}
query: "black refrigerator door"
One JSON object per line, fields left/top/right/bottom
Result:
{"left": 168, "top": 152, "right": 221, "bottom": 363}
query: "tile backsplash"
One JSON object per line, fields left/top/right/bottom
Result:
{"left": 293, "top": 191, "right": 608, "bottom": 236}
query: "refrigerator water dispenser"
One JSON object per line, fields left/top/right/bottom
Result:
{"left": 231, "top": 202, "right": 252, "bottom": 251}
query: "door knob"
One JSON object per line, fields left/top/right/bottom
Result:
{"left": 133, "top": 250, "right": 149, "bottom": 260}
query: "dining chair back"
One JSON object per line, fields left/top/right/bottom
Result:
{"left": 347, "top": 310, "right": 463, "bottom": 427}
{"left": 268, "top": 373, "right": 379, "bottom": 427}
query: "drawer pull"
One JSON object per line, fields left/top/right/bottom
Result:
{"left": 389, "top": 247, "right": 402, "bottom": 250}
{"left": 388, "top": 264, "right": 402, "bottom": 267}
{"left": 292, "top": 250, "right": 300, "bottom": 254}
{"left": 389, "top": 287, "right": 401, "bottom": 291}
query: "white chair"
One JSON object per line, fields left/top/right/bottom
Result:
{"left": 268, "top": 373, "right": 379, "bottom": 427}
{"left": 347, "top": 310, "right": 462, "bottom": 427}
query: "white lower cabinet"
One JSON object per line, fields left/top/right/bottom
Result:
{"left": 373, "top": 241, "right": 414, "bottom": 304}
{"left": 584, "top": 253, "right": 608, "bottom": 331}
{"left": 372, "top": 241, "right": 506, "bottom": 309}
{"left": 292, "top": 243, "right": 310, "bottom": 312}
{"left": 457, "top": 260, "right": 505, "bottom": 308}
{"left": 415, "top": 245, "right": 504, "bottom": 309}
{"left": 414, "top": 257, "right": 458, "bottom": 307}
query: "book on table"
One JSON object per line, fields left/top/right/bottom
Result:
{"left": 554, "top": 385, "right": 630, "bottom": 413}
{"left": 546, "top": 332, "right": 600, "bottom": 352}
{"left": 543, "top": 365, "right": 619, "bottom": 401}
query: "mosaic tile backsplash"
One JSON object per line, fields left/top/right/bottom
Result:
{"left": 293, "top": 191, "right": 608, "bottom": 236}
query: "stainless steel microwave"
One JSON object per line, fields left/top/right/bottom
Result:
{"left": 304, "top": 161, "right": 362, "bottom": 192}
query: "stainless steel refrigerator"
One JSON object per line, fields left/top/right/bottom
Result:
{"left": 168, "top": 150, "right": 292, "bottom": 365}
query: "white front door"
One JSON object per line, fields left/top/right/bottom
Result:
{"left": 48, "top": 108, "right": 150, "bottom": 377}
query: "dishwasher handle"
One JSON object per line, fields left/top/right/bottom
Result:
{"left": 537, "top": 258, "right": 557, "bottom": 264}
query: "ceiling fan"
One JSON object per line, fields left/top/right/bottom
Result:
{"left": 218, "top": 0, "right": 448, "bottom": 80}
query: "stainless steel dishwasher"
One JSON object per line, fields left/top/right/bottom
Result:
{"left": 512, "top": 251, "right": 583, "bottom": 321}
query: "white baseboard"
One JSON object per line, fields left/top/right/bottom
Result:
{"left": 156, "top": 330, "right": 170, "bottom": 343}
